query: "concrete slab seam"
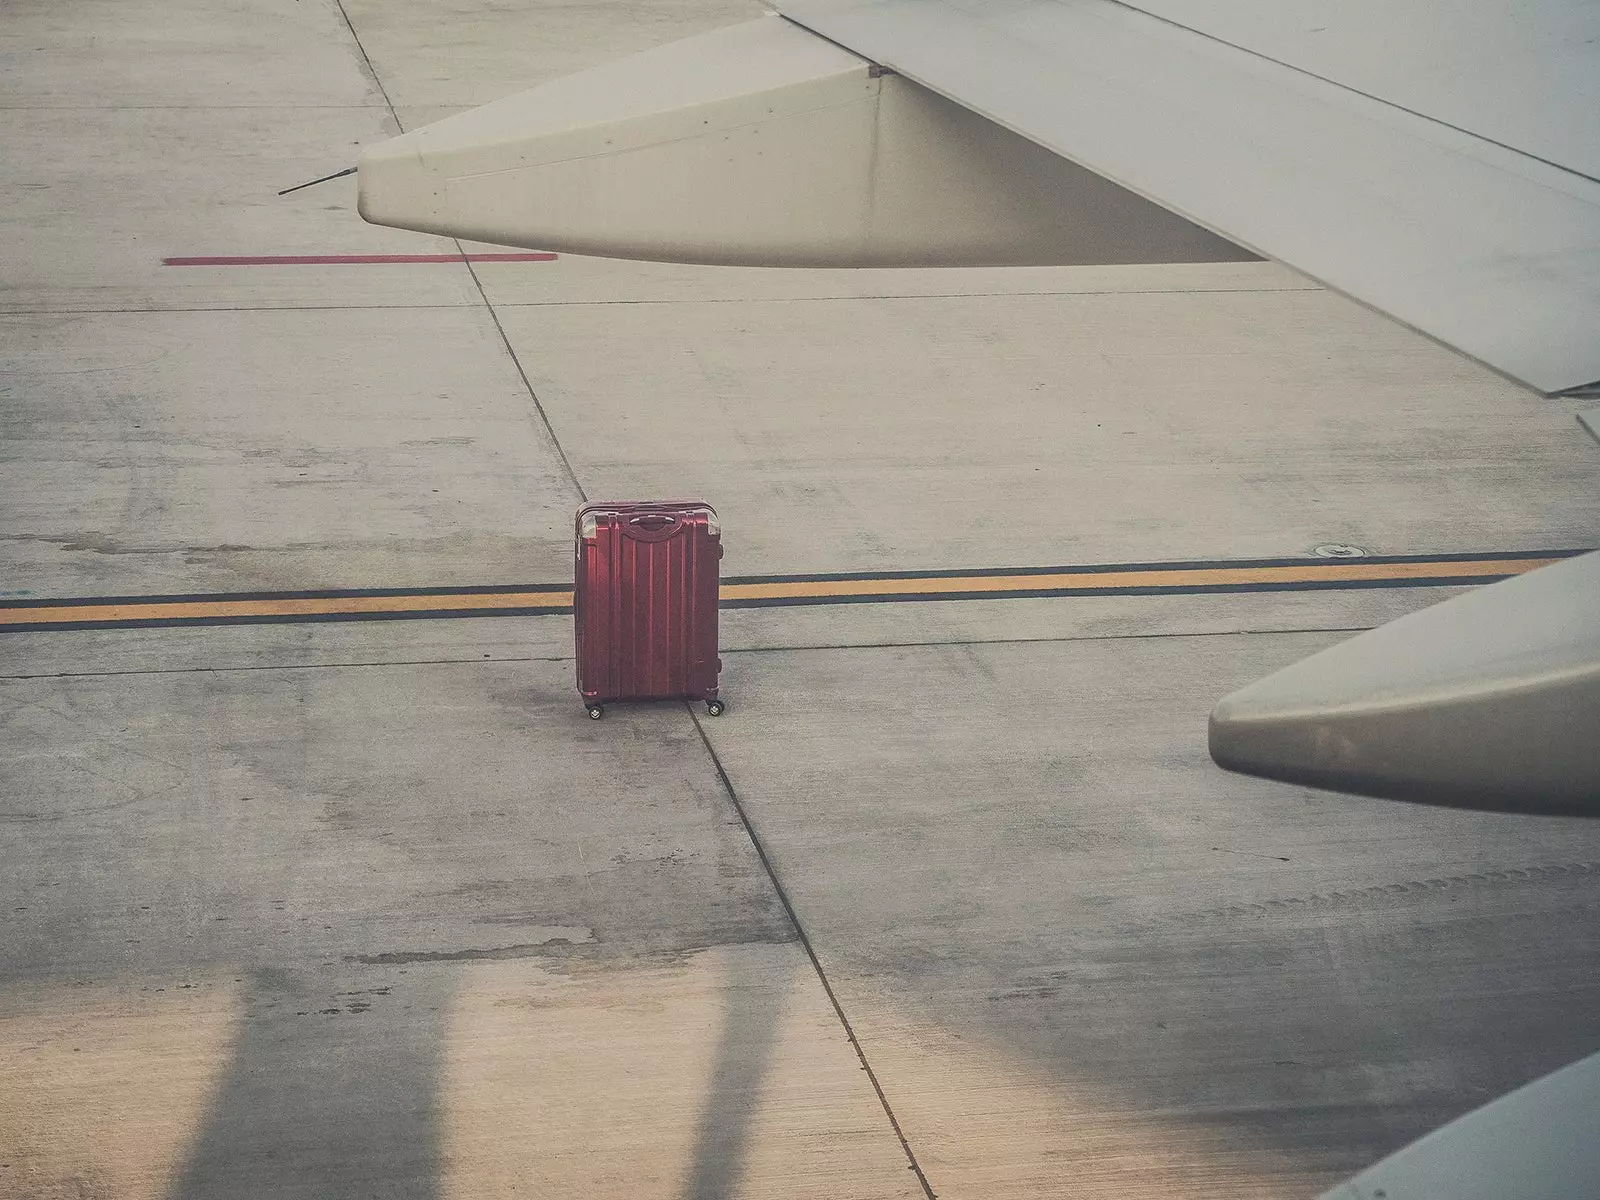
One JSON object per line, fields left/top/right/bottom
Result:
{"left": 0, "top": 628, "right": 1377, "bottom": 683}
{"left": 686, "top": 703, "right": 940, "bottom": 1200}
{"left": 463, "top": 256, "right": 591, "bottom": 505}
{"left": 331, "top": 0, "right": 398, "bottom": 115}
{"left": 485, "top": 285, "right": 1327, "bottom": 308}
{"left": 327, "top": 0, "right": 588, "bottom": 505}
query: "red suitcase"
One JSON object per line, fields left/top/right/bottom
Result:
{"left": 574, "top": 500, "right": 724, "bottom": 719}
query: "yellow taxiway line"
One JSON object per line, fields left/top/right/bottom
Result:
{"left": 0, "top": 552, "right": 1577, "bottom": 632}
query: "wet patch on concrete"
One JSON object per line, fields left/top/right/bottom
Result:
{"left": 350, "top": 930, "right": 597, "bottom": 965}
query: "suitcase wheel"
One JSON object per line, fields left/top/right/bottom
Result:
{"left": 586, "top": 704, "right": 604, "bottom": 720}
{"left": 706, "top": 699, "right": 726, "bottom": 717}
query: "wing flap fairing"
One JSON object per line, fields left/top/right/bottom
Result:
{"left": 357, "top": 16, "right": 1247, "bottom": 268}
{"left": 1209, "top": 551, "right": 1600, "bottom": 816}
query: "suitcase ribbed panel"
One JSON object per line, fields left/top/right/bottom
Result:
{"left": 575, "top": 502, "right": 719, "bottom": 705}
{"left": 617, "top": 526, "right": 682, "bottom": 698}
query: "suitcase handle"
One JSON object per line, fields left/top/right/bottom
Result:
{"left": 620, "top": 512, "right": 688, "bottom": 543}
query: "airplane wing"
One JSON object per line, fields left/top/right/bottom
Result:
{"left": 359, "top": 0, "right": 1600, "bottom": 396}
{"left": 1208, "top": 548, "right": 1600, "bottom": 817}
{"left": 356, "top": 3, "right": 1600, "bottom": 810}
{"left": 1317, "top": 1048, "right": 1600, "bottom": 1200}
{"left": 355, "top": 16, "right": 1252, "bottom": 270}
{"left": 775, "top": 0, "right": 1600, "bottom": 397}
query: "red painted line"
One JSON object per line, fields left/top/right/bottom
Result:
{"left": 162, "top": 253, "right": 558, "bottom": 266}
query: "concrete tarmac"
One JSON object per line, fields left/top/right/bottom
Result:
{"left": 4, "top": 2, "right": 1600, "bottom": 1198}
